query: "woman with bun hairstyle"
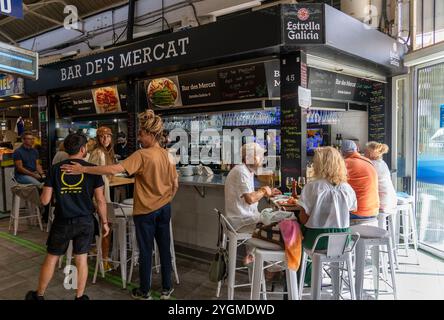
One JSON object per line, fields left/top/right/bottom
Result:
{"left": 364, "top": 142, "right": 397, "bottom": 215}
{"left": 88, "top": 126, "right": 116, "bottom": 270}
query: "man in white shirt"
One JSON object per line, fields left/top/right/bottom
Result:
{"left": 224, "top": 143, "right": 281, "bottom": 232}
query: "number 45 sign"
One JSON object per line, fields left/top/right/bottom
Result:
{"left": 0, "top": 0, "right": 23, "bottom": 19}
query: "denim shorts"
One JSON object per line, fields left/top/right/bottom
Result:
{"left": 46, "top": 216, "right": 95, "bottom": 256}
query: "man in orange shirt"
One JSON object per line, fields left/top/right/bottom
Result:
{"left": 341, "top": 140, "right": 379, "bottom": 220}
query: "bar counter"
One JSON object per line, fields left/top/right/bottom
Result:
{"left": 172, "top": 174, "right": 226, "bottom": 257}
{"left": 178, "top": 173, "right": 226, "bottom": 187}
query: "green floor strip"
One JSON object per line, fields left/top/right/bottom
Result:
{"left": 0, "top": 231, "right": 173, "bottom": 300}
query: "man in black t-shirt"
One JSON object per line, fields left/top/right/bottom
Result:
{"left": 25, "top": 133, "right": 110, "bottom": 301}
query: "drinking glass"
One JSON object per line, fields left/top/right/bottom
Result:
{"left": 286, "top": 177, "right": 294, "bottom": 193}
{"left": 298, "top": 177, "right": 306, "bottom": 191}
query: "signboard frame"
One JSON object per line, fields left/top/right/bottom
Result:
{"left": 0, "top": 42, "right": 38, "bottom": 80}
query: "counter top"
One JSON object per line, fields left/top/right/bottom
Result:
{"left": 179, "top": 174, "right": 226, "bottom": 187}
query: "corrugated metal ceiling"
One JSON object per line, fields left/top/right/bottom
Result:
{"left": 0, "top": 0, "right": 128, "bottom": 44}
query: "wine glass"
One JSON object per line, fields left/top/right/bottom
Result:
{"left": 286, "top": 177, "right": 294, "bottom": 194}
{"left": 298, "top": 177, "right": 306, "bottom": 193}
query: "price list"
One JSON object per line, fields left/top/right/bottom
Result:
{"left": 368, "top": 82, "right": 386, "bottom": 143}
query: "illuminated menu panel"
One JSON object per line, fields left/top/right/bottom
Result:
{"left": 0, "top": 42, "right": 38, "bottom": 80}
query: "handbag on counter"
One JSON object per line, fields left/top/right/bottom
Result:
{"left": 252, "top": 222, "right": 284, "bottom": 248}
{"left": 209, "top": 212, "right": 228, "bottom": 283}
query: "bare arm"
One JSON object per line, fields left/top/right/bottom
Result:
{"left": 298, "top": 207, "right": 309, "bottom": 225}
{"left": 172, "top": 176, "right": 179, "bottom": 198}
{"left": 242, "top": 188, "right": 266, "bottom": 205}
{"left": 62, "top": 162, "right": 126, "bottom": 176}
{"left": 94, "top": 186, "right": 110, "bottom": 237}
{"left": 40, "top": 187, "right": 53, "bottom": 206}
{"left": 15, "top": 160, "right": 39, "bottom": 178}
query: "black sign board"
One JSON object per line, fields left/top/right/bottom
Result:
{"left": 146, "top": 61, "right": 278, "bottom": 109}
{"left": 282, "top": 4, "right": 325, "bottom": 45}
{"left": 56, "top": 84, "right": 127, "bottom": 117}
{"left": 179, "top": 70, "right": 220, "bottom": 105}
{"left": 308, "top": 68, "right": 379, "bottom": 103}
{"left": 308, "top": 68, "right": 335, "bottom": 99}
{"left": 217, "top": 63, "right": 268, "bottom": 101}
{"left": 280, "top": 52, "right": 307, "bottom": 190}
{"left": 368, "top": 82, "right": 386, "bottom": 143}
{"left": 58, "top": 90, "right": 95, "bottom": 117}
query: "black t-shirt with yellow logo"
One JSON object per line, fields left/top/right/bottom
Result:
{"left": 45, "top": 159, "right": 104, "bottom": 220}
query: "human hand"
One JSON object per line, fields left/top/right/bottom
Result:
{"left": 260, "top": 186, "right": 273, "bottom": 197}
{"left": 271, "top": 188, "right": 282, "bottom": 196}
{"left": 61, "top": 162, "right": 85, "bottom": 174}
{"left": 102, "top": 223, "right": 110, "bottom": 237}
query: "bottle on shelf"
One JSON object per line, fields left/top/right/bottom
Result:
{"left": 338, "top": 134, "right": 343, "bottom": 148}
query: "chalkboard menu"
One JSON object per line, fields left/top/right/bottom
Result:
{"left": 280, "top": 52, "right": 306, "bottom": 189}
{"left": 308, "top": 68, "right": 335, "bottom": 98}
{"left": 217, "top": 63, "right": 268, "bottom": 101}
{"left": 368, "top": 82, "right": 386, "bottom": 143}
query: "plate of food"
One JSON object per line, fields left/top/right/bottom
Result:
{"left": 275, "top": 197, "right": 299, "bottom": 209}
{"left": 93, "top": 86, "right": 121, "bottom": 113}
{"left": 147, "top": 78, "right": 179, "bottom": 108}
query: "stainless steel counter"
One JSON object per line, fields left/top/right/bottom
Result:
{"left": 178, "top": 174, "right": 226, "bottom": 187}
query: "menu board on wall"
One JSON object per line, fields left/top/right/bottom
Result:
{"left": 179, "top": 70, "right": 220, "bottom": 105}
{"left": 308, "top": 68, "right": 335, "bottom": 99}
{"left": 217, "top": 63, "right": 268, "bottom": 101}
{"left": 57, "top": 84, "right": 127, "bottom": 117}
{"left": 368, "top": 82, "right": 386, "bottom": 143}
{"left": 58, "top": 90, "right": 95, "bottom": 117}
{"left": 308, "top": 68, "right": 378, "bottom": 103}
{"left": 146, "top": 61, "right": 275, "bottom": 109}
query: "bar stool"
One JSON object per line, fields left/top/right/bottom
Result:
{"left": 127, "top": 216, "right": 180, "bottom": 286}
{"left": 94, "top": 203, "right": 133, "bottom": 289}
{"left": 396, "top": 196, "right": 419, "bottom": 261}
{"left": 298, "top": 232, "right": 359, "bottom": 300}
{"left": 213, "top": 209, "right": 253, "bottom": 300}
{"left": 9, "top": 185, "right": 43, "bottom": 236}
{"left": 248, "top": 238, "right": 299, "bottom": 300}
{"left": 351, "top": 225, "right": 397, "bottom": 300}
{"left": 378, "top": 211, "right": 399, "bottom": 269}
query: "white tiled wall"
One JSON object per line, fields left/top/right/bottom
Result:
{"left": 331, "top": 111, "right": 368, "bottom": 151}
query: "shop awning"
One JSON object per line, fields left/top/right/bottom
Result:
{"left": 25, "top": 3, "right": 407, "bottom": 95}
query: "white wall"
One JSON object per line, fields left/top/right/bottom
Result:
{"left": 331, "top": 110, "right": 368, "bottom": 151}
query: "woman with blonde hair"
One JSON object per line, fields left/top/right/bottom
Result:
{"left": 298, "top": 146, "right": 357, "bottom": 250}
{"left": 88, "top": 126, "right": 115, "bottom": 270}
{"left": 61, "top": 110, "right": 179, "bottom": 300}
{"left": 364, "top": 142, "right": 397, "bottom": 215}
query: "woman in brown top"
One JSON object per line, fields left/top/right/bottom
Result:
{"left": 62, "top": 110, "right": 179, "bottom": 300}
{"left": 88, "top": 126, "right": 115, "bottom": 271}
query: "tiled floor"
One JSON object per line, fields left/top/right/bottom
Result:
{"left": 0, "top": 218, "right": 443, "bottom": 300}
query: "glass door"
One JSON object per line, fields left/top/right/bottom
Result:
{"left": 415, "top": 60, "right": 444, "bottom": 257}
{"left": 392, "top": 75, "right": 412, "bottom": 193}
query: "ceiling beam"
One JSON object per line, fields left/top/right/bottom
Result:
{"left": 24, "top": 5, "right": 64, "bottom": 26}
{"left": 0, "top": 29, "right": 17, "bottom": 45}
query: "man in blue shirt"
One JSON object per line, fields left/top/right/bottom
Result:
{"left": 13, "top": 131, "right": 45, "bottom": 187}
